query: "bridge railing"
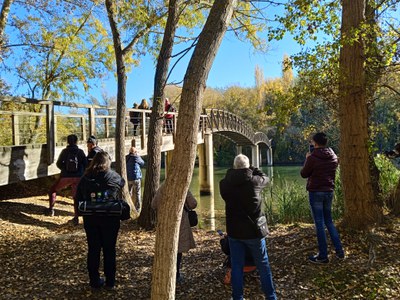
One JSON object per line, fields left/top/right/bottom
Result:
{"left": 0, "top": 96, "right": 163, "bottom": 147}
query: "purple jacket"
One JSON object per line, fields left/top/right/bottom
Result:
{"left": 300, "top": 147, "right": 338, "bottom": 192}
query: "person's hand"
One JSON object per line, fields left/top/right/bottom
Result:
{"left": 252, "top": 167, "right": 264, "bottom": 176}
{"left": 306, "top": 152, "right": 311, "bottom": 158}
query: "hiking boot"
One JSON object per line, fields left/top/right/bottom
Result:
{"left": 308, "top": 254, "right": 329, "bottom": 264}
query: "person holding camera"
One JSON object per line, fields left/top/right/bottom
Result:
{"left": 220, "top": 154, "right": 277, "bottom": 300}
{"left": 301, "top": 132, "right": 344, "bottom": 264}
{"left": 385, "top": 143, "right": 400, "bottom": 170}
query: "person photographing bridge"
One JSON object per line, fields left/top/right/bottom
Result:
{"left": 47, "top": 134, "right": 87, "bottom": 225}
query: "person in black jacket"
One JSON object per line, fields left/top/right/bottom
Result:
{"left": 220, "top": 154, "right": 277, "bottom": 300}
{"left": 86, "top": 135, "right": 102, "bottom": 165}
{"left": 48, "top": 134, "right": 87, "bottom": 224}
{"left": 75, "top": 151, "right": 125, "bottom": 290}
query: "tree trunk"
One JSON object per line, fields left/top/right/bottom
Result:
{"left": 338, "top": 0, "right": 382, "bottom": 229}
{"left": 0, "top": 0, "right": 13, "bottom": 45}
{"left": 106, "top": 0, "right": 131, "bottom": 206}
{"left": 138, "top": 0, "right": 179, "bottom": 230}
{"left": 151, "top": 1, "right": 237, "bottom": 299}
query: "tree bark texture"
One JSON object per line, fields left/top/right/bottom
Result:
{"left": 338, "top": 0, "right": 382, "bottom": 229}
{"left": 106, "top": 0, "right": 131, "bottom": 207}
{"left": 139, "top": 0, "right": 179, "bottom": 230}
{"left": 0, "top": 0, "right": 13, "bottom": 43}
{"left": 151, "top": 1, "right": 237, "bottom": 299}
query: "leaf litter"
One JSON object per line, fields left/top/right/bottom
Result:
{"left": 0, "top": 181, "right": 399, "bottom": 299}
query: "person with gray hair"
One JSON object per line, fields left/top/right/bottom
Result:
{"left": 220, "top": 154, "right": 277, "bottom": 300}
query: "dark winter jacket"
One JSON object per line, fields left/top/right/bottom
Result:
{"left": 300, "top": 147, "right": 338, "bottom": 192}
{"left": 75, "top": 170, "right": 125, "bottom": 203}
{"left": 220, "top": 167, "right": 270, "bottom": 240}
{"left": 87, "top": 146, "right": 103, "bottom": 165}
{"left": 126, "top": 154, "right": 144, "bottom": 181}
{"left": 56, "top": 145, "right": 87, "bottom": 178}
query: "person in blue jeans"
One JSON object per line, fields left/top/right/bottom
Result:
{"left": 220, "top": 154, "right": 277, "bottom": 300}
{"left": 301, "top": 132, "right": 345, "bottom": 264}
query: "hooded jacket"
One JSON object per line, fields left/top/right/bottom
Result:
{"left": 220, "top": 168, "right": 269, "bottom": 239}
{"left": 126, "top": 153, "right": 145, "bottom": 181}
{"left": 300, "top": 147, "right": 338, "bottom": 192}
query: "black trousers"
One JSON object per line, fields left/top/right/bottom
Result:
{"left": 83, "top": 216, "right": 120, "bottom": 287}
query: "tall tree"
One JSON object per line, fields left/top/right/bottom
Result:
{"left": 151, "top": 0, "right": 237, "bottom": 298}
{"left": 338, "top": 0, "right": 382, "bottom": 228}
{"left": 105, "top": 0, "right": 167, "bottom": 208}
{"left": 138, "top": 0, "right": 180, "bottom": 229}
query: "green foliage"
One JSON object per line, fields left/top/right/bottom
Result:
{"left": 264, "top": 171, "right": 344, "bottom": 225}
{"left": 374, "top": 154, "right": 400, "bottom": 206}
{"left": 263, "top": 179, "right": 311, "bottom": 225}
{"left": 4, "top": 2, "right": 113, "bottom": 100}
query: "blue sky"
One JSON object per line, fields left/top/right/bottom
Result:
{"left": 105, "top": 31, "right": 301, "bottom": 107}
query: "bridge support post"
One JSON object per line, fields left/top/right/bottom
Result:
{"left": 198, "top": 133, "right": 214, "bottom": 195}
{"left": 236, "top": 145, "right": 242, "bottom": 155}
{"left": 251, "top": 145, "right": 260, "bottom": 168}
{"left": 267, "top": 147, "right": 273, "bottom": 166}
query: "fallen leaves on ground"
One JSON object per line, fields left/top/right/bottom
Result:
{"left": 0, "top": 182, "right": 399, "bottom": 299}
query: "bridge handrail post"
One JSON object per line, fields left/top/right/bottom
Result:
{"left": 45, "top": 102, "right": 55, "bottom": 164}
{"left": 88, "top": 106, "right": 96, "bottom": 138}
{"left": 11, "top": 114, "right": 20, "bottom": 146}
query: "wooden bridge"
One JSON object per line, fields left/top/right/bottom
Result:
{"left": 0, "top": 96, "right": 272, "bottom": 190}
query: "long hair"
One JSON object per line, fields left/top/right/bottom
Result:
{"left": 84, "top": 151, "right": 111, "bottom": 176}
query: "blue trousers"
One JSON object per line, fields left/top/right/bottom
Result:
{"left": 309, "top": 191, "right": 344, "bottom": 258}
{"left": 228, "top": 237, "right": 277, "bottom": 300}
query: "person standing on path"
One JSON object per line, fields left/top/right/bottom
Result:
{"left": 220, "top": 154, "right": 277, "bottom": 300}
{"left": 86, "top": 135, "right": 102, "bottom": 165}
{"left": 301, "top": 132, "right": 345, "bottom": 264}
{"left": 75, "top": 151, "right": 125, "bottom": 290}
{"left": 126, "top": 147, "right": 145, "bottom": 212}
{"left": 48, "top": 134, "right": 87, "bottom": 225}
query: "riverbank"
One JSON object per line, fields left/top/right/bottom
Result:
{"left": 0, "top": 187, "right": 399, "bottom": 299}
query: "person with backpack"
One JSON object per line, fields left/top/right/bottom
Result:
{"left": 48, "top": 134, "right": 87, "bottom": 225}
{"left": 87, "top": 135, "right": 102, "bottom": 165}
{"left": 75, "top": 151, "right": 125, "bottom": 291}
{"left": 126, "top": 147, "right": 145, "bottom": 211}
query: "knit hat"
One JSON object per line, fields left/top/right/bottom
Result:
{"left": 87, "top": 135, "right": 97, "bottom": 145}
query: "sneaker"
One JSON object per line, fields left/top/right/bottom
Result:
{"left": 90, "top": 278, "right": 104, "bottom": 290}
{"left": 70, "top": 217, "right": 79, "bottom": 226}
{"left": 46, "top": 208, "right": 55, "bottom": 217}
{"left": 176, "top": 274, "right": 183, "bottom": 284}
{"left": 308, "top": 254, "right": 329, "bottom": 264}
{"left": 336, "top": 252, "right": 345, "bottom": 260}
{"left": 104, "top": 285, "right": 115, "bottom": 291}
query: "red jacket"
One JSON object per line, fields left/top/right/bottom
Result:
{"left": 300, "top": 147, "right": 338, "bottom": 192}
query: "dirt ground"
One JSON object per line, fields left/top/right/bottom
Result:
{"left": 0, "top": 181, "right": 399, "bottom": 300}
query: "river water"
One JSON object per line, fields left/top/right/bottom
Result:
{"left": 186, "top": 165, "right": 304, "bottom": 232}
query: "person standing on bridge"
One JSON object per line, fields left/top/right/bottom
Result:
{"left": 48, "top": 134, "right": 87, "bottom": 224}
{"left": 126, "top": 147, "right": 145, "bottom": 212}
{"left": 87, "top": 135, "right": 102, "bottom": 165}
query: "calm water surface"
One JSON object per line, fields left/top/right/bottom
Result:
{"left": 187, "top": 165, "right": 305, "bottom": 231}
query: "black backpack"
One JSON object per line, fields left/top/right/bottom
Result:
{"left": 65, "top": 149, "right": 79, "bottom": 173}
